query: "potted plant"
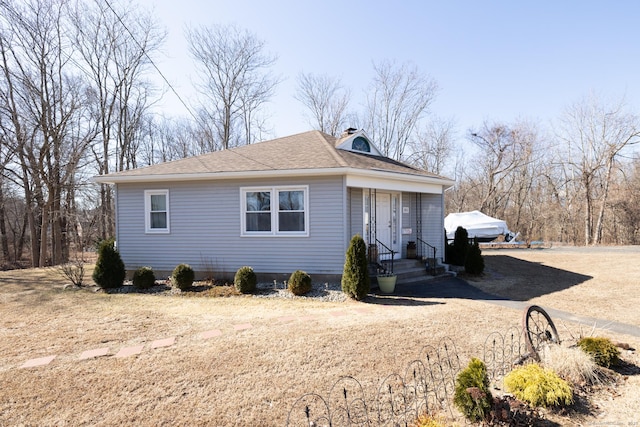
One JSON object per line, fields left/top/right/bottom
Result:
{"left": 377, "top": 273, "right": 397, "bottom": 293}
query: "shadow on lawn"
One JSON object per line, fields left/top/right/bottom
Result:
{"left": 364, "top": 295, "right": 445, "bottom": 307}
{"left": 400, "top": 254, "right": 594, "bottom": 302}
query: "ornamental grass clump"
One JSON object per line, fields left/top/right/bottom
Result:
{"left": 504, "top": 363, "right": 573, "bottom": 407}
{"left": 132, "top": 266, "right": 155, "bottom": 289}
{"left": 234, "top": 266, "right": 257, "bottom": 294}
{"left": 92, "top": 239, "right": 126, "bottom": 289}
{"left": 172, "top": 263, "right": 195, "bottom": 291}
{"left": 453, "top": 358, "right": 493, "bottom": 422}
{"left": 577, "top": 337, "right": 620, "bottom": 368}
{"left": 540, "top": 344, "right": 602, "bottom": 386}
{"left": 341, "top": 234, "right": 370, "bottom": 300}
{"left": 288, "top": 270, "right": 312, "bottom": 296}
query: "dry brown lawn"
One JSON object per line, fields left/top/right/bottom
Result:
{"left": 1, "top": 247, "right": 639, "bottom": 426}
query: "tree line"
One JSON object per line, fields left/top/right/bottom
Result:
{"left": 0, "top": 0, "right": 638, "bottom": 269}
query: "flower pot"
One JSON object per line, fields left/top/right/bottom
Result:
{"left": 377, "top": 275, "right": 397, "bottom": 293}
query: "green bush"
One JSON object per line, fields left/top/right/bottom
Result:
{"left": 577, "top": 337, "right": 621, "bottom": 368}
{"left": 288, "top": 270, "right": 312, "bottom": 296}
{"left": 132, "top": 266, "right": 155, "bottom": 289}
{"left": 504, "top": 363, "right": 573, "bottom": 407}
{"left": 464, "top": 237, "right": 484, "bottom": 275}
{"left": 452, "top": 226, "right": 469, "bottom": 266}
{"left": 341, "top": 234, "right": 370, "bottom": 300}
{"left": 172, "top": 263, "right": 195, "bottom": 291}
{"left": 92, "top": 239, "right": 126, "bottom": 289}
{"left": 453, "top": 358, "right": 493, "bottom": 422}
{"left": 234, "top": 266, "right": 257, "bottom": 294}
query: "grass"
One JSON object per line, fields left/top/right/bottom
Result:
{"left": 1, "top": 247, "right": 639, "bottom": 425}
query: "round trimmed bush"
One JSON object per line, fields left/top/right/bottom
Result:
{"left": 577, "top": 337, "right": 620, "bottom": 368}
{"left": 288, "top": 270, "right": 312, "bottom": 296}
{"left": 132, "top": 266, "right": 155, "bottom": 289}
{"left": 234, "top": 266, "right": 257, "bottom": 294}
{"left": 92, "top": 239, "right": 126, "bottom": 289}
{"left": 172, "top": 263, "right": 195, "bottom": 291}
{"left": 504, "top": 363, "right": 573, "bottom": 407}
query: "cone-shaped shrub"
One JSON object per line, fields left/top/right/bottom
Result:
{"left": 234, "top": 266, "right": 257, "bottom": 294}
{"left": 465, "top": 237, "right": 484, "bottom": 275}
{"left": 453, "top": 358, "right": 493, "bottom": 422}
{"left": 288, "top": 270, "right": 312, "bottom": 296}
{"left": 92, "top": 239, "right": 126, "bottom": 289}
{"left": 452, "top": 226, "right": 469, "bottom": 266}
{"left": 132, "top": 266, "right": 155, "bottom": 289}
{"left": 341, "top": 234, "right": 370, "bottom": 300}
{"left": 172, "top": 263, "right": 195, "bottom": 291}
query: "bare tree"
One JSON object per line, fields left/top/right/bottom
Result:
{"left": 70, "top": 0, "right": 164, "bottom": 239}
{"left": 0, "top": 0, "right": 97, "bottom": 266}
{"left": 406, "top": 116, "right": 456, "bottom": 175}
{"left": 295, "top": 72, "right": 350, "bottom": 137}
{"left": 556, "top": 94, "right": 640, "bottom": 245}
{"left": 186, "top": 24, "right": 279, "bottom": 150}
{"left": 364, "top": 60, "right": 438, "bottom": 160}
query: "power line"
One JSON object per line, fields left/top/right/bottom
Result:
{"left": 102, "top": 0, "right": 197, "bottom": 122}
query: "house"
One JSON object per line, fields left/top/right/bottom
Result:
{"left": 93, "top": 129, "right": 455, "bottom": 282}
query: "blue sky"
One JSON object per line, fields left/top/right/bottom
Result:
{"left": 138, "top": 0, "right": 640, "bottom": 142}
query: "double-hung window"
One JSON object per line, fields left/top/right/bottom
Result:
{"left": 242, "top": 186, "right": 308, "bottom": 236}
{"left": 145, "top": 189, "right": 170, "bottom": 233}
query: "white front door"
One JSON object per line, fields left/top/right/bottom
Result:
{"left": 376, "top": 192, "right": 399, "bottom": 258}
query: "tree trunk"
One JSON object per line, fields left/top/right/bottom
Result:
{"left": 0, "top": 185, "right": 10, "bottom": 262}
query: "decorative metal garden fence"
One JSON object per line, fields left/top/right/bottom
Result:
{"left": 286, "top": 306, "right": 558, "bottom": 426}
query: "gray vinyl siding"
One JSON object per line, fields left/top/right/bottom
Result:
{"left": 401, "top": 192, "right": 444, "bottom": 261}
{"left": 115, "top": 176, "right": 346, "bottom": 277}
{"left": 347, "top": 188, "right": 363, "bottom": 241}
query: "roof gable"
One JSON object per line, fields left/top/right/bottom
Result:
{"left": 334, "top": 129, "right": 383, "bottom": 156}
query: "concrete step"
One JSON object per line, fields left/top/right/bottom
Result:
{"left": 374, "top": 258, "right": 450, "bottom": 285}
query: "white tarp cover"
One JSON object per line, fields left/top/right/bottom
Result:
{"left": 444, "top": 210, "right": 510, "bottom": 241}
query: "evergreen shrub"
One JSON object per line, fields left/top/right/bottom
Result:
{"left": 234, "top": 266, "right": 257, "bottom": 294}
{"left": 132, "top": 266, "right": 155, "bottom": 289}
{"left": 288, "top": 270, "right": 312, "bottom": 296}
{"left": 453, "top": 358, "right": 493, "bottom": 422}
{"left": 577, "top": 337, "right": 621, "bottom": 368}
{"left": 92, "top": 239, "right": 126, "bottom": 289}
{"left": 172, "top": 263, "right": 195, "bottom": 291}
{"left": 452, "top": 226, "right": 469, "bottom": 266}
{"left": 504, "top": 363, "right": 573, "bottom": 407}
{"left": 341, "top": 234, "right": 370, "bottom": 300}
{"left": 464, "top": 237, "right": 484, "bottom": 275}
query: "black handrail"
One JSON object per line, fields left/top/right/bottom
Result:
{"left": 374, "top": 238, "right": 396, "bottom": 275}
{"left": 416, "top": 237, "right": 437, "bottom": 275}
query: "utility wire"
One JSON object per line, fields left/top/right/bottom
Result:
{"left": 103, "top": 0, "right": 197, "bottom": 122}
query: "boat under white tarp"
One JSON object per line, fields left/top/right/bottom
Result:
{"left": 445, "top": 210, "right": 513, "bottom": 242}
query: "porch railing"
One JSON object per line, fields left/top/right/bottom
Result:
{"left": 416, "top": 237, "right": 437, "bottom": 275}
{"left": 369, "top": 239, "right": 396, "bottom": 275}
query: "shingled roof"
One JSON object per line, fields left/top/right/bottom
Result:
{"left": 94, "top": 130, "right": 453, "bottom": 185}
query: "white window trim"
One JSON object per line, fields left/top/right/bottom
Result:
{"left": 240, "top": 185, "right": 309, "bottom": 237}
{"left": 144, "top": 189, "right": 170, "bottom": 234}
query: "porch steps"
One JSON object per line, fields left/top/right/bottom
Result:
{"left": 376, "top": 258, "right": 450, "bottom": 286}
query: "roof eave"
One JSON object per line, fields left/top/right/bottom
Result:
{"left": 92, "top": 167, "right": 455, "bottom": 188}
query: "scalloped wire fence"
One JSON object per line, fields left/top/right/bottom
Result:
{"left": 286, "top": 332, "right": 534, "bottom": 426}
{"left": 286, "top": 337, "right": 462, "bottom": 426}
{"left": 482, "top": 327, "right": 529, "bottom": 388}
